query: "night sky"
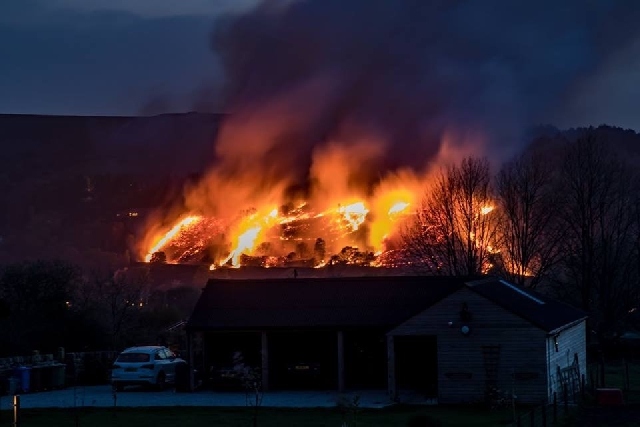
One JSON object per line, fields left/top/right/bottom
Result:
{"left": 1, "top": 0, "right": 640, "bottom": 132}
{"left": 0, "top": 0, "right": 259, "bottom": 116}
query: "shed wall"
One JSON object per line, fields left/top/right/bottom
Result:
{"left": 546, "top": 320, "right": 587, "bottom": 400}
{"left": 390, "top": 288, "right": 548, "bottom": 404}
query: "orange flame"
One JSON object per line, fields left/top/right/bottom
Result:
{"left": 144, "top": 215, "right": 202, "bottom": 262}
{"left": 216, "top": 207, "right": 281, "bottom": 268}
{"left": 222, "top": 226, "right": 262, "bottom": 267}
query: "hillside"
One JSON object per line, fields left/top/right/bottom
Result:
{"left": 0, "top": 112, "right": 224, "bottom": 266}
{"left": 0, "top": 112, "right": 638, "bottom": 269}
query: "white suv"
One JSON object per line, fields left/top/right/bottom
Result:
{"left": 111, "top": 346, "right": 186, "bottom": 391}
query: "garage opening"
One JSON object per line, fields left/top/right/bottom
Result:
{"left": 394, "top": 335, "right": 438, "bottom": 397}
{"left": 345, "top": 330, "right": 386, "bottom": 389}
{"left": 269, "top": 330, "right": 336, "bottom": 390}
{"left": 204, "top": 332, "right": 260, "bottom": 390}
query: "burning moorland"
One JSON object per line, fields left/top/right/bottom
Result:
{"left": 140, "top": 139, "right": 435, "bottom": 270}
{"left": 137, "top": 119, "right": 499, "bottom": 272}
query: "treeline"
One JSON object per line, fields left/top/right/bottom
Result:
{"left": 403, "top": 128, "right": 640, "bottom": 340}
{"left": 0, "top": 260, "right": 199, "bottom": 357}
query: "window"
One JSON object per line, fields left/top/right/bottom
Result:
{"left": 117, "top": 353, "right": 150, "bottom": 363}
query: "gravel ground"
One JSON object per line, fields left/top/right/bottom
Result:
{"left": 1, "top": 385, "right": 393, "bottom": 410}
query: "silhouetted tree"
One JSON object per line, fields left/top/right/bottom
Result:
{"left": 313, "top": 238, "right": 326, "bottom": 264}
{"left": 80, "top": 266, "right": 150, "bottom": 350}
{"left": 149, "top": 251, "right": 167, "bottom": 263}
{"left": 495, "top": 151, "right": 564, "bottom": 287}
{"left": 295, "top": 241, "right": 309, "bottom": 258}
{"left": 403, "top": 157, "right": 497, "bottom": 275}
{"left": 557, "top": 135, "right": 639, "bottom": 337}
{"left": 0, "top": 260, "right": 81, "bottom": 354}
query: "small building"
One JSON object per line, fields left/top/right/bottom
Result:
{"left": 186, "top": 276, "right": 586, "bottom": 404}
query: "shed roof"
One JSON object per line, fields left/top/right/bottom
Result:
{"left": 465, "top": 278, "right": 587, "bottom": 333}
{"left": 187, "top": 276, "right": 467, "bottom": 331}
{"left": 186, "top": 275, "right": 587, "bottom": 333}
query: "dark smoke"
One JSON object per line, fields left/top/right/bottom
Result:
{"left": 210, "top": 0, "right": 640, "bottom": 173}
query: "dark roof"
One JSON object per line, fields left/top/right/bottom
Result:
{"left": 187, "top": 276, "right": 467, "bottom": 331}
{"left": 466, "top": 278, "right": 587, "bottom": 333}
{"left": 186, "top": 275, "right": 587, "bottom": 333}
{"left": 145, "top": 263, "right": 211, "bottom": 291}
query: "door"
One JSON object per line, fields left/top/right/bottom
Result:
{"left": 395, "top": 335, "right": 438, "bottom": 397}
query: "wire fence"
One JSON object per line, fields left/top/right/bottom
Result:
{"left": 512, "top": 390, "right": 577, "bottom": 427}
{"left": 513, "top": 356, "right": 640, "bottom": 427}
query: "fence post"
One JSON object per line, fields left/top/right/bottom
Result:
{"left": 563, "top": 384, "right": 569, "bottom": 411}
{"left": 553, "top": 392, "right": 557, "bottom": 422}
{"left": 516, "top": 414, "right": 521, "bottom": 427}
{"left": 542, "top": 404, "right": 547, "bottom": 427}
{"left": 13, "top": 395, "right": 20, "bottom": 427}
{"left": 581, "top": 374, "right": 585, "bottom": 400}
{"left": 625, "top": 360, "right": 630, "bottom": 392}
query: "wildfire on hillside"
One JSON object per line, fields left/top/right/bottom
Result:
{"left": 142, "top": 195, "right": 415, "bottom": 270}
{"left": 141, "top": 180, "right": 499, "bottom": 273}
{"left": 136, "top": 111, "right": 502, "bottom": 272}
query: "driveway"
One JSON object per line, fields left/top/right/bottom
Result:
{"left": 5, "top": 386, "right": 393, "bottom": 409}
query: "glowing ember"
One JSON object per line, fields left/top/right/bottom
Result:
{"left": 388, "top": 201, "right": 410, "bottom": 215}
{"left": 144, "top": 215, "right": 202, "bottom": 262}
{"left": 336, "top": 202, "right": 369, "bottom": 231}
{"left": 481, "top": 205, "right": 494, "bottom": 215}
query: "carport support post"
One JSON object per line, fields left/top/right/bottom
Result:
{"left": 387, "top": 335, "right": 396, "bottom": 401}
{"left": 337, "top": 330, "right": 345, "bottom": 393}
{"left": 187, "top": 331, "right": 194, "bottom": 391}
{"left": 261, "top": 331, "right": 269, "bottom": 391}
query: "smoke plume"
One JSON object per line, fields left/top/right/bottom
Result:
{"left": 143, "top": 0, "right": 640, "bottom": 263}
{"left": 187, "top": 0, "right": 640, "bottom": 217}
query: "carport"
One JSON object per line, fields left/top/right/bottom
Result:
{"left": 186, "top": 276, "right": 462, "bottom": 393}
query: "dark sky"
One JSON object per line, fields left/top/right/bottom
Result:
{"left": 0, "top": 0, "right": 259, "bottom": 116}
{"left": 1, "top": 0, "right": 640, "bottom": 131}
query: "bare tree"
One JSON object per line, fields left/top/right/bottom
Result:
{"left": 231, "top": 351, "right": 263, "bottom": 427}
{"left": 81, "top": 266, "right": 150, "bottom": 349}
{"left": 558, "top": 135, "right": 639, "bottom": 336}
{"left": 403, "top": 157, "right": 498, "bottom": 276}
{"left": 629, "top": 192, "right": 640, "bottom": 331}
{"left": 0, "top": 260, "right": 81, "bottom": 354}
{"left": 494, "top": 151, "right": 564, "bottom": 288}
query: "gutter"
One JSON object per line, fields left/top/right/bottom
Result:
{"left": 546, "top": 316, "right": 588, "bottom": 337}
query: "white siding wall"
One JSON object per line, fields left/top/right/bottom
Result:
{"left": 545, "top": 320, "right": 587, "bottom": 401}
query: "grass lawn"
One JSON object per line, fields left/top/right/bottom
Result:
{"left": 590, "top": 358, "right": 640, "bottom": 404}
{"left": 0, "top": 405, "right": 517, "bottom": 427}
{"left": 560, "top": 358, "right": 640, "bottom": 426}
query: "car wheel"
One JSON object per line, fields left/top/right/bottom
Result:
{"left": 156, "top": 372, "right": 166, "bottom": 390}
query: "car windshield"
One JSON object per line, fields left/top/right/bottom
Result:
{"left": 116, "top": 352, "right": 150, "bottom": 363}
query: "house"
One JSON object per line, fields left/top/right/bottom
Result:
{"left": 185, "top": 275, "right": 586, "bottom": 404}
